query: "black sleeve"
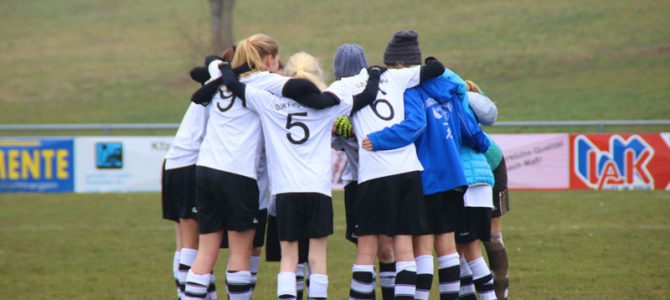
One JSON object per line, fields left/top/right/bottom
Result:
{"left": 225, "top": 80, "right": 246, "bottom": 102}
{"left": 419, "top": 58, "right": 445, "bottom": 83}
{"left": 191, "top": 77, "right": 222, "bottom": 105}
{"left": 350, "top": 73, "right": 381, "bottom": 114}
{"left": 282, "top": 78, "right": 340, "bottom": 109}
{"left": 189, "top": 66, "right": 210, "bottom": 85}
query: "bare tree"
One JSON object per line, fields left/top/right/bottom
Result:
{"left": 210, "top": 0, "right": 235, "bottom": 54}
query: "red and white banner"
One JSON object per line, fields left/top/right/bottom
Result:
{"left": 490, "top": 134, "right": 570, "bottom": 190}
{"left": 569, "top": 133, "right": 670, "bottom": 190}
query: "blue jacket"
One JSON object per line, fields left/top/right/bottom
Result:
{"left": 459, "top": 97, "right": 495, "bottom": 186}
{"left": 368, "top": 69, "right": 490, "bottom": 195}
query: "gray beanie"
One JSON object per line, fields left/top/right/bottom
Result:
{"left": 333, "top": 44, "right": 368, "bottom": 78}
{"left": 383, "top": 30, "right": 422, "bottom": 66}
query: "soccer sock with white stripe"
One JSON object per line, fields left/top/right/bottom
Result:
{"left": 173, "top": 251, "right": 181, "bottom": 298}
{"left": 278, "top": 271, "right": 297, "bottom": 299}
{"left": 179, "top": 248, "right": 198, "bottom": 296}
{"left": 458, "top": 256, "right": 477, "bottom": 300}
{"left": 225, "top": 270, "right": 252, "bottom": 300}
{"left": 394, "top": 260, "right": 417, "bottom": 300}
{"left": 468, "top": 257, "right": 496, "bottom": 300}
{"left": 415, "top": 255, "right": 434, "bottom": 300}
{"left": 437, "top": 253, "right": 460, "bottom": 300}
{"left": 378, "top": 262, "right": 395, "bottom": 300}
{"left": 296, "top": 263, "right": 306, "bottom": 299}
{"left": 308, "top": 274, "right": 328, "bottom": 300}
{"left": 484, "top": 231, "right": 509, "bottom": 300}
{"left": 250, "top": 255, "right": 261, "bottom": 291}
{"left": 349, "top": 264, "right": 376, "bottom": 299}
{"left": 207, "top": 271, "right": 218, "bottom": 300}
{"left": 184, "top": 270, "right": 210, "bottom": 299}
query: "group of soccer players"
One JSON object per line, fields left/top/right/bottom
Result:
{"left": 161, "top": 30, "right": 510, "bottom": 300}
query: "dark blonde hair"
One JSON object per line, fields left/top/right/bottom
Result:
{"left": 231, "top": 34, "right": 279, "bottom": 72}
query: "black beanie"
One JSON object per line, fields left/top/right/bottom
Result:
{"left": 383, "top": 30, "right": 422, "bottom": 66}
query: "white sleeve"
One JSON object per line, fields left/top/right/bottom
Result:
{"left": 389, "top": 65, "right": 421, "bottom": 89}
{"left": 244, "top": 85, "right": 275, "bottom": 113}
{"left": 326, "top": 70, "right": 367, "bottom": 101}
{"left": 466, "top": 92, "right": 498, "bottom": 126}
{"left": 260, "top": 72, "right": 291, "bottom": 96}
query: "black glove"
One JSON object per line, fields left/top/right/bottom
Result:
{"left": 205, "top": 55, "right": 222, "bottom": 66}
{"left": 425, "top": 56, "right": 439, "bottom": 65}
{"left": 189, "top": 66, "right": 210, "bottom": 85}
{"left": 217, "top": 62, "right": 246, "bottom": 101}
{"left": 218, "top": 62, "right": 238, "bottom": 86}
{"left": 367, "top": 65, "right": 387, "bottom": 79}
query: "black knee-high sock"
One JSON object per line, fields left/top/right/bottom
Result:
{"left": 437, "top": 253, "right": 460, "bottom": 300}
{"left": 378, "top": 262, "right": 395, "bottom": 300}
{"left": 415, "top": 255, "right": 434, "bottom": 300}
{"left": 394, "top": 261, "right": 417, "bottom": 300}
{"left": 458, "top": 257, "right": 477, "bottom": 300}
{"left": 468, "top": 257, "right": 496, "bottom": 300}
{"left": 349, "top": 264, "right": 376, "bottom": 299}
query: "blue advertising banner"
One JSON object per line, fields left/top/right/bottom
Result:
{"left": 0, "top": 138, "right": 75, "bottom": 193}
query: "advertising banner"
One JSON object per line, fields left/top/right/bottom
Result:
{"left": 490, "top": 134, "right": 570, "bottom": 190}
{"left": 0, "top": 138, "right": 75, "bottom": 193}
{"left": 570, "top": 133, "right": 670, "bottom": 190}
{"left": 74, "top": 137, "right": 171, "bottom": 192}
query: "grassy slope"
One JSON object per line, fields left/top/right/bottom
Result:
{"left": 0, "top": 191, "right": 668, "bottom": 299}
{"left": 1, "top": 0, "right": 669, "bottom": 125}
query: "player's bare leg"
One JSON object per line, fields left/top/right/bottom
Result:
{"left": 484, "top": 217, "right": 508, "bottom": 300}
{"left": 278, "top": 241, "right": 299, "bottom": 299}
{"left": 308, "top": 237, "right": 329, "bottom": 299}
{"left": 185, "top": 231, "right": 223, "bottom": 300}
{"left": 350, "top": 235, "right": 378, "bottom": 299}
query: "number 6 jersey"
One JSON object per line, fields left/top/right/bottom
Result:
{"left": 327, "top": 67, "right": 424, "bottom": 183}
{"left": 243, "top": 85, "right": 354, "bottom": 197}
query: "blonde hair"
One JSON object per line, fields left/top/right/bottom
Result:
{"left": 283, "top": 52, "right": 327, "bottom": 91}
{"left": 231, "top": 34, "right": 279, "bottom": 73}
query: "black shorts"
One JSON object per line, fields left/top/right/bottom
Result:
{"left": 424, "top": 189, "right": 462, "bottom": 234}
{"left": 265, "top": 215, "right": 310, "bottom": 263}
{"left": 220, "top": 209, "right": 268, "bottom": 249}
{"left": 344, "top": 181, "right": 358, "bottom": 244}
{"left": 355, "top": 172, "right": 428, "bottom": 236}
{"left": 455, "top": 197, "right": 492, "bottom": 244}
{"left": 276, "top": 193, "right": 333, "bottom": 242}
{"left": 492, "top": 158, "right": 510, "bottom": 218}
{"left": 161, "top": 162, "right": 197, "bottom": 222}
{"left": 195, "top": 166, "right": 259, "bottom": 234}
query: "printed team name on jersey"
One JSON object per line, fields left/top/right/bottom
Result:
{"left": 274, "top": 101, "right": 303, "bottom": 112}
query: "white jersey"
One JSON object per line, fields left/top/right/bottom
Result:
{"left": 327, "top": 67, "right": 423, "bottom": 183}
{"left": 244, "top": 86, "right": 354, "bottom": 197}
{"left": 196, "top": 71, "right": 289, "bottom": 179}
{"left": 164, "top": 103, "right": 209, "bottom": 170}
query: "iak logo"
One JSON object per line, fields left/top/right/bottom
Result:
{"left": 574, "top": 135, "right": 654, "bottom": 190}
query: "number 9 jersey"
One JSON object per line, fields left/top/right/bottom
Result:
{"left": 327, "top": 67, "right": 424, "bottom": 183}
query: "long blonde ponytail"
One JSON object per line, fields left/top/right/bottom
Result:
{"left": 231, "top": 34, "right": 279, "bottom": 73}
{"left": 283, "top": 52, "right": 327, "bottom": 91}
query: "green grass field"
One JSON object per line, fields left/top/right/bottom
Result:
{"left": 1, "top": 190, "right": 669, "bottom": 299}
{"left": 1, "top": 0, "right": 669, "bottom": 126}
{"left": 1, "top": 1, "right": 670, "bottom": 299}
